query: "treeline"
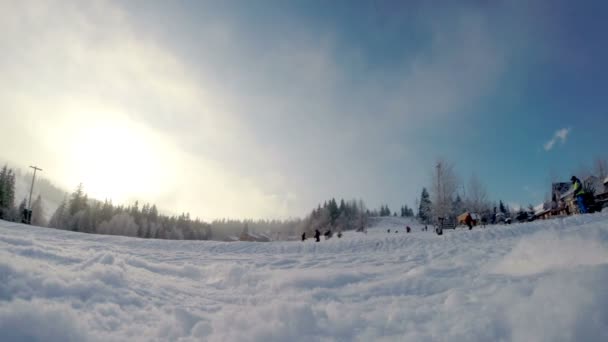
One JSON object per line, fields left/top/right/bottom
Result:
{"left": 208, "top": 218, "right": 302, "bottom": 241}
{"left": 48, "top": 184, "right": 211, "bottom": 240}
{"left": 299, "top": 198, "right": 367, "bottom": 235}
{"left": 0, "top": 165, "right": 17, "bottom": 220}
{"left": 367, "top": 204, "right": 415, "bottom": 217}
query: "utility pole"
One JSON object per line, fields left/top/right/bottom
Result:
{"left": 28, "top": 165, "right": 42, "bottom": 209}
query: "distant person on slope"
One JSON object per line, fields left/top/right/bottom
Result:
{"left": 301, "top": 232, "right": 306, "bottom": 241}
{"left": 571, "top": 176, "right": 587, "bottom": 214}
{"left": 314, "top": 229, "right": 321, "bottom": 242}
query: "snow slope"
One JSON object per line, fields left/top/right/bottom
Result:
{"left": 2, "top": 215, "right": 608, "bottom": 341}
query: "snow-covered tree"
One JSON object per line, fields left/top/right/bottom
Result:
{"left": 31, "top": 195, "right": 46, "bottom": 226}
{"left": 69, "top": 183, "right": 88, "bottom": 216}
{"left": 98, "top": 213, "right": 139, "bottom": 237}
{"left": 467, "top": 173, "right": 488, "bottom": 213}
{"left": 49, "top": 196, "right": 69, "bottom": 229}
{"left": 430, "top": 160, "right": 459, "bottom": 222}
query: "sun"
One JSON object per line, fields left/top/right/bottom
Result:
{"left": 66, "top": 117, "right": 167, "bottom": 204}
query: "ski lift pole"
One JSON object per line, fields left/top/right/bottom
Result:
{"left": 28, "top": 165, "right": 42, "bottom": 209}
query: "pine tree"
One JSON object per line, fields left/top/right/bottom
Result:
{"left": 328, "top": 198, "right": 339, "bottom": 225}
{"left": 499, "top": 200, "right": 507, "bottom": 214}
{"left": 69, "top": 183, "right": 88, "bottom": 216}
{"left": 49, "top": 196, "right": 69, "bottom": 229}
{"left": 0, "top": 167, "right": 16, "bottom": 218}
{"left": 418, "top": 188, "right": 432, "bottom": 223}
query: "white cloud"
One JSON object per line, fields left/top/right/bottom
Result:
{"left": 544, "top": 127, "right": 571, "bottom": 151}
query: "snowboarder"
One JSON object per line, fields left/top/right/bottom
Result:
{"left": 314, "top": 229, "right": 321, "bottom": 242}
{"left": 571, "top": 176, "right": 587, "bottom": 214}
{"left": 301, "top": 232, "right": 306, "bottom": 241}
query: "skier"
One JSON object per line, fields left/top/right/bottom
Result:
{"left": 406, "top": 226, "right": 411, "bottom": 233}
{"left": 571, "top": 176, "right": 587, "bottom": 214}
{"left": 314, "top": 229, "right": 321, "bottom": 242}
{"left": 301, "top": 232, "right": 306, "bottom": 241}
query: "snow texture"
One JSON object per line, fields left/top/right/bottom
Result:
{"left": 1, "top": 214, "right": 608, "bottom": 341}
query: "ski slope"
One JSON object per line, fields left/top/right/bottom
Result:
{"left": 2, "top": 215, "right": 608, "bottom": 341}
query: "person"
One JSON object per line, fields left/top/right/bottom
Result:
{"left": 314, "top": 229, "right": 321, "bottom": 242}
{"left": 406, "top": 226, "right": 411, "bottom": 233}
{"left": 301, "top": 232, "right": 306, "bottom": 241}
{"left": 337, "top": 231, "right": 342, "bottom": 238}
{"left": 465, "top": 213, "right": 473, "bottom": 230}
{"left": 387, "top": 229, "right": 391, "bottom": 233}
{"left": 571, "top": 176, "right": 587, "bottom": 214}
{"left": 424, "top": 225, "right": 428, "bottom": 231}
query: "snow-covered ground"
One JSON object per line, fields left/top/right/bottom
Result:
{"left": 2, "top": 215, "right": 608, "bottom": 341}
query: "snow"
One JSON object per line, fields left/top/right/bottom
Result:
{"left": 2, "top": 214, "right": 608, "bottom": 341}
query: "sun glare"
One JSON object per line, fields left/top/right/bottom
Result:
{"left": 66, "top": 117, "right": 167, "bottom": 203}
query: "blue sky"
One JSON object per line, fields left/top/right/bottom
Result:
{"left": 1, "top": 0, "right": 607, "bottom": 218}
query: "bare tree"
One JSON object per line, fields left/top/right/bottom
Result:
{"left": 594, "top": 157, "right": 607, "bottom": 180}
{"left": 431, "top": 159, "right": 459, "bottom": 221}
{"left": 467, "top": 173, "right": 488, "bottom": 213}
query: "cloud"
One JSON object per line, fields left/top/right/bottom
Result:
{"left": 0, "top": 1, "right": 509, "bottom": 219}
{"left": 543, "top": 128, "right": 571, "bottom": 151}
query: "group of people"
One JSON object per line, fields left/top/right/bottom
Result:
{"left": 387, "top": 226, "right": 412, "bottom": 234}
{"left": 301, "top": 229, "right": 342, "bottom": 242}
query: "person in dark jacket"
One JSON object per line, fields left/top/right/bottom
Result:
{"left": 314, "top": 229, "right": 321, "bottom": 242}
{"left": 301, "top": 232, "right": 306, "bottom": 241}
{"left": 571, "top": 176, "right": 587, "bottom": 214}
{"left": 465, "top": 213, "right": 473, "bottom": 230}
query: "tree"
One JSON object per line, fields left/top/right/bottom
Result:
{"left": 49, "top": 196, "right": 69, "bottom": 229}
{"left": 31, "top": 195, "right": 46, "bottom": 226}
{"left": 0, "top": 166, "right": 16, "bottom": 219}
{"left": 499, "top": 200, "right": 507, "bottom": 215}
{"left": 328, "top": 198, "right": 339, "bottom": 224}
{"left": 467, "top": 173, "right": 488, "bottom": 213}
{"left": 69, "top": 183, "right": 88, "bottom": 216}
{"left": 431, "top": 160, "right": 458, "bottom": 221}
{"left": 418, "top": 188, "right": 432, "bottom": 224}
{"left": 97, "top": 213, "right": 139, "bottom": 237}
{"left": 594, "top": 157, "right": 607, "bottom": 180}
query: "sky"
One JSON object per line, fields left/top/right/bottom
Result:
{"left": 1, "top": 0, "right": 607, "bottom": 220}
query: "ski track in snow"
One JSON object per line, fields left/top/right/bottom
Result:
{"left": 2, "top": 215, "right": 608, "bottom": 341}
